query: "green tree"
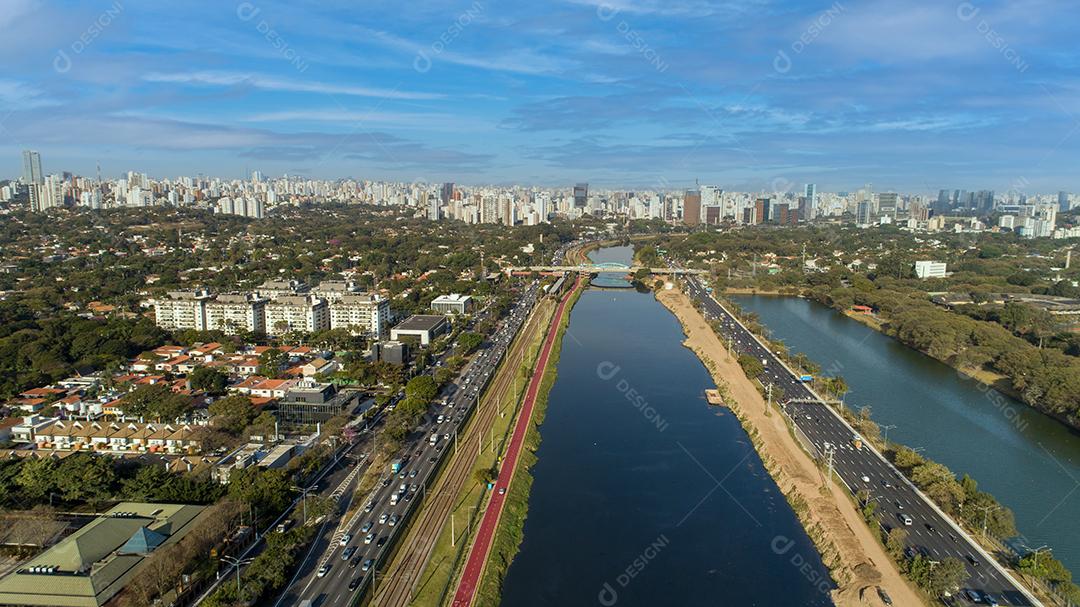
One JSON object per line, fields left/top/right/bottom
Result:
{"left": 189, "top": 367, "right": 228, "bottom": 394}
{"left": 457, "top": 332, "right": 483, "bottom": 354}
{"left": 209, "top": 394, "right": 258, "bottom": 435}
{"left": 15, "top": 457, "right": 58, "bottom": 502}
{"left": 885, "top": 527, "right": 908, "bottom": 561}
{"left": 228, "top": 467, "right": 291, "bottom": 515}
{"left": 405, "top": 375, "right": 438, "bottom": 403}
{"left": 258, "top": 348, "right": 288, "bottom": 378}
{"left": 54, "top": 454, "right": 117, "bottom": 504}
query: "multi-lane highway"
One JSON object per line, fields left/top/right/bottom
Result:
{"left": 680, "top": 273, "right": 1041, "bottom": 607}
{"left": 279, "top": 280, "right": 543, "bottom": 607}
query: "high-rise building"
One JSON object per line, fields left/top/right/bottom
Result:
{"left": 754, "top": 197, "right": 770, "bottom": 224}
{"left": 1059, "top": 191, "right": 1071, "bottom": 212}
{"left": 441, "top": 182, "right": 454, "bottom": 205}
{"left": 878, "top": 193, "right": 899, "bottom": 218}
{"left": 22, "top": 150, "right": 43, "bottom": 185}
{"left": 683, "top": 189, "right": 701, "bottom": 226}
{"left": 856, "top": 201, "right": 871, "bottom": 225}
{"left": 803, "top": 183, "right": 817, "bottom": 219}
{"left": 573, "top": 183, "right": 588, "bottom": 208}
{"left": 974, "top": 190, "right": 995, "bottom": 213}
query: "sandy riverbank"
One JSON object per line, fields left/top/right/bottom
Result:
{"left": 656, "top": 287, "right": 925, "bottom": 607}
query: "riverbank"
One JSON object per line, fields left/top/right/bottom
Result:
{"left": 655, "top": 287, "right": 924, "bottom": 607}
{"left": 454, "top": 280, "right": 584, "bottom": 607}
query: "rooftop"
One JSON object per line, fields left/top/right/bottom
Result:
{"left": 393, "top": 314, "right": 448, "bottom": 332}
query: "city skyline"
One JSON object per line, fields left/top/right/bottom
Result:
{"left": 2, "top": 1, "right": 1079, "bottom": 191}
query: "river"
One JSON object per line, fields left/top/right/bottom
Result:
{"left": 500, "top": 247, "right": 834, "bottom": 607}
{"left": 732, "top": 294, "right": 1080, "bottom": 574}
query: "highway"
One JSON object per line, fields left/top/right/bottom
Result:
{"left": 278, "top": 279, "right": 544, "bottom": 607}
{"left": 679, "top": 272, "right": 1042, "bottom": 607}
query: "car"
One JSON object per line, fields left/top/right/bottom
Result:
{"left": 363, "top": 531, "right": 375, "bottom": 543}
{"left": 895, "top": 500, "right": 904, "bottom": 510}
{"left": 317, "top": 565, "right": 330, "bottom": 577}
{"left": 984, "top": 594, "right": 1000, "bottom": 607}
{"left": 965, "top": 590, "right": 981, "bottom": 602}
{"left": 364, "top": 502, "right": 374, "bottom": 513}
{"left": 379, "top": 513, "right": 389, "bottom": 524}
{"left": 429, "top": 456, "right": 437, "bottom": 463}
{"left": 361, "top": 522, "right": 373, "bottom": 533}
{"left": 399, "top": 470, "right": 407, "bottom": 479}
{"left": 389, "top": 515, "right": 399, "bottom": 526}
{"left": 377, "top": 536, "right": 388, "bottom": 547}
{"left": 966, "top": 553, "right": 980, "bottom": 567}
{"left": 861, "top": 475, "right": 870, "bottom": 483}
{"left": 498, "top": 487, "right": 506, "bottom": 495}
{"left": 409, "top": 470, "right": 418, "bottom": 478}
{"left": 362, "top": 559, "right": 373, "bottom": 572}
{"left": 342, "top": 546, "right": 357, "bottom": 560}
{"left": 436, "top": 444, "right": 443, "bottom": 451}
{"left": 348, "top": 577, "right": 362, "bottom": 591}
{"left": 349, "top": 556, "right": 362, "bottom": 568}
{"left": 899, "top": 514, "right": 913, "bottom": 526}
{"left": 925, "top": 523, "right": 936, "bottom": 534}
{"left": 881, "top": 480, "right": 891, "bottom": 489}
{"left": 877, "top": 587, "right": 893, "bottom": 606}
{"left": 410, "top": 484, "right": 418, "bottom": 492}
{"left": 340, "top": 533, "right": 352, "bottom": 546}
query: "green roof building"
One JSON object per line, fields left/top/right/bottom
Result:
{"left": 0, "top": 502, "right": 206, "bottom": 607}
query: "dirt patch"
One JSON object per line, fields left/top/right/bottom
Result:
{"left": 656, "top": 288, "right": 925, "bottom": 607}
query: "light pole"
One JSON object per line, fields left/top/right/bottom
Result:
{"left": 880, "top": 424, "right": 897, "bottom": 450}
{"left": 292, "top": 485, "right": 313, "bottom": 523}
{"left": 976, "top": 504, "right": 999, "bottom": 539}
{"left": 220, "top": 555, "right": 254, "bottom": 596}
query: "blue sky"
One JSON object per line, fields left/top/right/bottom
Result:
{"left": 1, "top": 0, "right": 1079, "bottom": 192}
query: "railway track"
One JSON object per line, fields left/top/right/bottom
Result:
{"left": 371, "top": 298, "right": 555, "bottom": 606}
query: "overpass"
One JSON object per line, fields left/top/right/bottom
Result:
{"left": 509, "top": 262, "right": 707, "bottom": 275}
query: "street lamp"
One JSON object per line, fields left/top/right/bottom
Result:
{"left": 292, "top": 485, "right": 314, "bottom": 523}
{"left": 880, "top": 424, "right": 897, "bottom": 450}
{"left": 220, "top": 555, "right": 254, "bottom": 596}
{"left": 975, "top": 504, "right": 1000, "bottom": 539}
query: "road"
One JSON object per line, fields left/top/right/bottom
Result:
{"left": 451, "top": 275, "right": 581, "bottom": 607}
{"left": 279, "top": 280, "right": 544, "bottom": 607}
{"left": 679, "top": 272, "right": 1042, "bottom": 607}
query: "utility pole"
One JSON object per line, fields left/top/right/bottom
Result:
{"left": 765, "top": 383, "right": 773, "bottom": 416}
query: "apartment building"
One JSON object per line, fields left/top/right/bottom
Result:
{"left": 312, "top": 280, "right": 361, "bottom": 303}
{"left": 153, "top": 290, "right": 212, "bottom": 331}
{"left": 265, "top": 295, "right": 329, "bottom": 335}
{"left": 204, "top": 293, "right": 268, "bottom": 334}
{"left": 255, "top": 279, "right": 308, "bottom": 300}
{"left": 330, "top": 292, "right": 390, "bottom": 338}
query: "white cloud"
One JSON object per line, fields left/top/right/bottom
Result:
{"left": 142, "top": 71, "right": 444, "bottom": 100}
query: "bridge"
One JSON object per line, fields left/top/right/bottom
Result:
{"left": 509, "top": 263, "right": 707, "bottom": 275}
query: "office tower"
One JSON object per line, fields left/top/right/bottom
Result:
{"left": 974, "top": 190, "right": 995, "bottom": 212}
{"left": 441, "top": 182, "right": 454, "bottom": 205}
{"left": 22, "top": 150, "right": 43, "bottom": 185}
{"left": 1059, "top": 191, "right": 1070, "bottom": 211}
{"left": 573, "top": 183, "right": 588, "bottom": 208}
{"left": 878, "top": 192, "right": 898, "bottom": 218}
{"left": 252, "top": 170, "right": 263, "bottom": 183}
{"left": 856, "top": 201, "right": 871, "bottom": 225}
{"left": 683, "top": 189, "right": 701, "bottom": 226}
{"left": 754, "top": 197, "right": 770, "bottom": 224}
{"left": 804, "top": 183, "right": 817, "bottom": 219}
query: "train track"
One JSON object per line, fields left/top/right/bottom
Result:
{"left": 371, "top": 298, "right": 555, "bottom": 606}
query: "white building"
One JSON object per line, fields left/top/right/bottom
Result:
{"left": 256, "top": 279, "right": 308, "bottom": 300}
{"left": 431, "top": 293, "right": 474, "bottom": 315}
{"left": 312, "top": 280, "right": 361, "bottom": 303}
{"left": 265, "top": 295, "right": 329, "bottom": 335}
{"left": 153, "top": 290, "right": 212, "bottom": 331}
{"left": 330, "top": 293, "right": 390, "bottom": 338}
{"left": 914, "top": 261, "right": 947, "bottom": 279}
{"left": 204, "top": 293, "right": 268, "bottom": 334}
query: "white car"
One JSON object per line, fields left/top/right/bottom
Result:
{"left": 339, "top": 533, "right": 352, "bottom": 546}
{"left": 317, "top": 565, "right": 330, "bottom": 577}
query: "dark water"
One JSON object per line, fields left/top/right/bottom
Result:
{"left": 733, "top": 295, "right": 1080, "bottom": 574}
{"left": 500, "top": 247, "right": 834, "bottom": 607}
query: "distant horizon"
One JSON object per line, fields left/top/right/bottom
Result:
{"left": 3, "top": 1, "right": 1079, "bottom": 192}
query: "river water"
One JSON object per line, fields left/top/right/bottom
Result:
{"left": 732, "top": 294, "right": 1080, "bottom": 574}
{"left": 500, "top": 247, "right": 834, "bottom": 606}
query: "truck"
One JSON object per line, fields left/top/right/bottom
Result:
{"left": 391, "top": 459, "right": 402, "bottom": 474}
{"left": 799, "top": 374, "right": 813, "bottom": 382}
{"left": 430, "top": 433, "right": 439, "bottom": 446}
